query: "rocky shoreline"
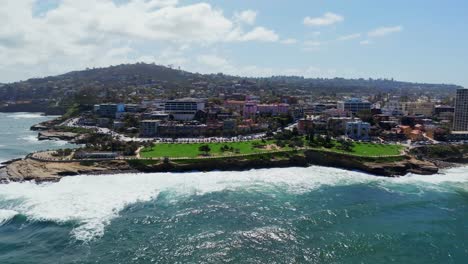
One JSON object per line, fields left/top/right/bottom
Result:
{"left": 1, "top": 117, "right": 464, "bottom": 184}
{"left": 0, "top": 149, "right": 445, "bottom": 184}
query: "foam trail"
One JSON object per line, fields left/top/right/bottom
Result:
{"left": 19, "top": 135, "right": 39, "bottom": 143}
{"left": 7, "top": 113, "right": 44, "bottom": 119}
{"left": 0, "top": 166, "right": 466, "bottom": 241}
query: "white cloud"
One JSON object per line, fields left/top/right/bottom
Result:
{"left": 234, "top": 10, "right": 257, "bottom": 25}
{"left": 304, "top": 12, "right": 344, "bottom": 26}
{"left": 304, "top": 40, "right": 322, "bottom": 47}
{"left": 303, "top": 40, "right": 323, "bottom": 51}
{"left": 233, "top": 27, "right": 279, "bottom": 42}
{"left": 0, "top": 0, "right": 279, "bottom": 82}
{"left": 338, "top": 33, "right": 361, "bottom": 41}
{"left": 368, "top": 26, "right": 403, "bottom": 37}
{"left": 360, "top": 40, "right": 372, "bottom": 45}
{"left": 197, "top": 54, "right": 229, "bottom": 68}
{"left": 281, "top": 38, "right": 298, "bottom": 45}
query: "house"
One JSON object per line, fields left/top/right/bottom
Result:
{"left": 345, "top": 121, "right": 370, "bottom": 140}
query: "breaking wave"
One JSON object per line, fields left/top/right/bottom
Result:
{"left": 0, "top": 166, "right": 466, "bottom": 242}
{"left": 0, "top": 209, "right": 18, "bottom": 226}
{"left": 7, "top": 113, "right": 45, "bottom": 119}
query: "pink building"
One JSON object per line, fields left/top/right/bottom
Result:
{"left": 243, "top": 101, "right": 258, "bottom": 118}
{"left": 257, "top": 103, "right": 290, "bottom": 116}
{"left": 224, "top": 100, "right": 245, "bottom": 112}
{"left": 277, "top": 103, "right": 290, "bottom": 114}
{"left": 241, "top": 102, "right": 290, "bottom": 118}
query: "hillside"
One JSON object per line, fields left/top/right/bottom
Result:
{"left": 0, "top": 63, "right": 462, "bottom": 103}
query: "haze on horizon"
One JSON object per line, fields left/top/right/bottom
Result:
{"left": 0, "top": 0, "right": 467, "bottom": 87}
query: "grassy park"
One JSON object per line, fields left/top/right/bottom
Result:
{"left": 139, "top": 138, "right": 404, "bottom": 159}
{"left": 322, "top": 141, "right": 404, "bottom": 157}
{"left": 140, "top": 140, "right": 288, "bottom": 158}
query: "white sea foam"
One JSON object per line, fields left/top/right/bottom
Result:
{"left": 0, "top": 166, "right": 466, "bottom": 241}
{"left": 7, "top": 113, "right": 44, "bottom": 119}
{"left": 0, "top": 209, "right": 18, "bottom": 226}
{"left": 18, "top": 135, "right": 70, "bottom": 146}
{"left": 19, "top": 135, "right": 39, "bottom": 143}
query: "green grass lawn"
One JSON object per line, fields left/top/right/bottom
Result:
{"left": 317, "top": 141, "right": 404, "bottom": 157}
{"left": 140, "top": 140, "right": 288, "bottom": 158}
{"left": 140, "top": 138, "right": 404, "bottom": 159}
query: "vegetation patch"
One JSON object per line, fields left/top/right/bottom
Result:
{"left": 324, "top": 141, "right": 404, "bottom": 157}
{"left": 140, "top": 140, "right": 292, "bottom": 158}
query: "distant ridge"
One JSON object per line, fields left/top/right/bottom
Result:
{"left": 0, "top": 63, "right": 462, "bottom": 101}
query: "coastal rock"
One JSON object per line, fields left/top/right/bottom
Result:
{"left": 4, "top": 159, "right": 132, "bottom": 183}
{"left": 30, "top": 124, "right": 49, "bottom": 131}
{"left": 2, "top": 150, "right": 442, "bottom": 184}
{"left": 37, "top": 131, "right": 78, "bottom": 141}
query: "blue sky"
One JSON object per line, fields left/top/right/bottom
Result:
{"left": 1, "top": 0, "right": 467, "bottom": 87}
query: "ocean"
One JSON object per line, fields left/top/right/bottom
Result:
{"left": 0, "top": 112, "right": 77, "bottom": 163}
{"left": 0, "top": 112, "right": 467, "bottom": 263}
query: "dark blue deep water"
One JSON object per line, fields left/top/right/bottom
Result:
{"left": 0, "top": 113, "right": 467, "bottom": 263}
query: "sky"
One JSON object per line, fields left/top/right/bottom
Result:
{"left": 0, "top": 0, "right": 467, "bottom": 87}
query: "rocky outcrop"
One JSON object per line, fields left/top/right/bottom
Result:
{"left": 129, "top": 150, "right": 438, "bottom": 177}
{"left": 4, "top": 159, "right": 133, "bottom": 182}
{"left": 2, "top": 150, "right": 440, "bottom": 184}
{"left": 302, "top": 150, "right": 438, "bottom": 176}
{"left": 410, "top": 145, "right": 468, "bottom": 163}
{"left": 30, "top": 124, "right": 49, "bottom": 131}
{"left": 37, "top": 131, "right": 78, "bottom": 141}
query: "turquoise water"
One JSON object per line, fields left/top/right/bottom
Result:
{"left": 0, "top": 113, "right": 467, "bottom": 263}
{"left": 0, "top": 112, "right": 76, "bottom": 163}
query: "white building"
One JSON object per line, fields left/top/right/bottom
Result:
{"left": 382, "top": 100, "right": 404, "bottom": 116}
{"left": 164, "top": 99, "right": 205, "bottom": 121}
{"left": 140, "top": 120, "right": 161, "bottom": 137}
{"left": 338, "top": 98, "right": 372, "bottom": 115}
{"left": 345, "top": 121, "right": 370, "bottom": 140}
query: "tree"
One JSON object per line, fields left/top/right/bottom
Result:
{"left": 324, "top": 134, "right": 334, "bottom": 148}
{"left": 356, "top": 110, "right": 375, "bottom": 125}
{"left": 199, "top": 145, "right": 211, "bottom": 156}
{"left": 337, "top": 139, "right": 354, "bottom": 152}
{"left": 307, "top": 129, "right": 315, "bottom": 143}
{"left": 401, "top": 116, "right": 416, "bottom": 127}
{"left": 265, "top": 130, "right": 274, "bottom": 138}
{"left": 292, "top": 127, "right": 299, "bottom": 137}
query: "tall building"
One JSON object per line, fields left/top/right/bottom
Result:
{"left": 164, "top": 99, "right": 205, "bottom": 121}
{"left": 337, "top": 98, "right": 372, "bottom": 115}
{"left": 453, "top": 89, "right": 468, "bottom": 131}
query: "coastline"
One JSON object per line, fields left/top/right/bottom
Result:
{"left": 1, "top": 113, "right": 466, "bottom": 184}
{"left": 0, "top": 148, "right": 442, "bottom": 184}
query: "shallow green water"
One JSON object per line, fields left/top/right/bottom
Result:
{"left": 0, "top": 113, "right": 467, "bottom": 263}
{"left": 0, "top": 112, "right": 76, "bottom": 163}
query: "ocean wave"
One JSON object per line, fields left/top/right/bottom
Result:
{"left": 7, "top": 113, "right": 45, "bottom": 119}
{"left": 18, "top": 135, "right": 70, "bottom": 146}
{"left": 0, "top": 166, "right": 466, "bottom": 242}
{"left": 18, "top": 135, "right": 39, "bottom": 143}
{"left": 0, "top": 209, "right": 18, "bottom": 226}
